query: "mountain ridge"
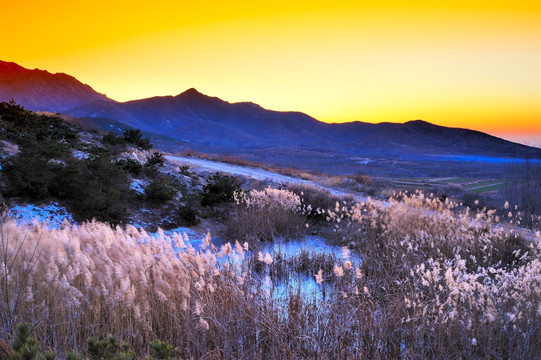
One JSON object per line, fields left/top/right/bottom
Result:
{"left": 1, "top": 59, "right": 540, "bottom": 174}
{"left": 0, "top": 60, "right": 114, "bottom": 113}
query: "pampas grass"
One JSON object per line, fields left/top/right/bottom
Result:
{"left": 1, "top": 189, "right": 540, "bottom": 358}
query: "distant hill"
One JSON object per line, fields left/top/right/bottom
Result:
{"left": 67, "top": 88, "right": 541, "bottom": 159}
{"left": 67, "top": 88, "right": 333, "bottom": 149}
{"left": 0, "top": 60, "right": 113, "bottom": 113}
{"left": 2, "top": 60, "right": 541, "bottom": 176}
{"left": 325, "top": 120, "right": 540, "bottom": 158}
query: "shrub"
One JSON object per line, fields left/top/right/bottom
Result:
{"left": 122, "top": 130, "right": 152, "bottom": 150}
{"left": 101, "top": 133, "right": 127, "bottom": 154}
{"left": 101, "top": 133, "right": 126, "bottom": 147}
{"left": 150, "top": 340, "right": 180, "bottom": 360}
{"left": 178, "top": 165, "right": 191, "bottom": 176}
{"left": 144, "top": 178, "right": 177, "bottom": 203}
{"left": 115, "top": 158, "right": 143, "bottom": 175}
{"left": 0, "top": 102, "right": 79, "bottom": 145}
{"left": 350, "top": 172, "right": 374, "bottom": 186}
{"left": 441, "top": 183, "right": 465, "bottom": 198}
{"left": 1, "top": 153, "right": 54, "bottom": 199}
{"left": 66, "top": 351, "right": 84, "bottom": 360}
{"left": 0, "top": 103, "right": 79, "bottom": 160}
{"left": 45, "top": 150, "right": 130, "bottom": 224}
{"left": 461, "top": 192, "right": 486, "bottom": 210}
{"left": 87, "top": 336, "right": 135, "bottom": 360}
{"left": 200, "top": 173, "right": 241, "bottom": 207}
{"left": 48, "top": 161, "right": 88, "bottom": 199}
{"left": 144, "top": 152, "right": 165, "bottom": 172}
{"left": 174, "top": 204, "right": 200, "bottom": 226}
{"left": 1, "top": 143, "right": 129, "bottom": 224}
{"left": 75, "top": 156, "right": 130, "bottom": 224}
{"left": 9, "top": 323, "right": 40, "bottom": 360}
{"left": 18, "top": 137, "right": 72, "bottom": 160}
{"left": 0, "top": 103, "right": 80, "bottom": 200}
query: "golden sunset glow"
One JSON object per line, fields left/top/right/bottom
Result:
{"left": 4, "top": 1, "right": 541, "bottom": 143}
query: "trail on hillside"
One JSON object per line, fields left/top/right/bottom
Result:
{"left": 166, "top": 155, "right": 366, "bottom": 201}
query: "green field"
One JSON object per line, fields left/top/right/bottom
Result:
{"left": 391, "top": 177, "right": 505, "bottom": 194}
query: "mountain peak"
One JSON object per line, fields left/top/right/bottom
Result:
{"left": 404, "top": 119, "right": 443, "bottom": 131}
{"left": 175, "top": 88, "right": 229, "bottom": 106}
{"left": 405, "top": 119, "right": 430, "bottom": 125}
{"left": 177, "top": 88, "right": 206, "bottom": 98}
{"left": 0, "top": 60, "right": 24, "bottom": 72}
{"left": 0, "top": 60, "right": 64, "bottom": 78}
{"left": 0, "top": 59, "right": 112, "bottom": 113}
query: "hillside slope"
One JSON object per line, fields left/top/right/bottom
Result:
{"left": 0, "top": 60, "right": 113, "bottom": 112}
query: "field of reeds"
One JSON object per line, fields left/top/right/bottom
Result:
{"left": 1, "top": 188, "right": 541, "bottom": 359}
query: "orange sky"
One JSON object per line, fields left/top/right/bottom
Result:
{"left": 4, "top": 1, "right": 541, "bottom": 145}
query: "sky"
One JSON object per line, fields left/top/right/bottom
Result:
{"left": 4, "top": 1, "right": 541, "bottom": 146}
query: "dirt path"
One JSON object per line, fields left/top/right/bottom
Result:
{"left": 166, "top": 155, "right": 366, "bottom": 201}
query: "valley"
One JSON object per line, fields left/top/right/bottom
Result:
{"left": 1, "top": 61, "right": 541, "bottom": 359}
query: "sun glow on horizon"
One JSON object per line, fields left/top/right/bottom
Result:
{"left": 3, "top": 1, "right": 541, "bottom": 139}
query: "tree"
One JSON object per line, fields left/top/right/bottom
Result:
{"left": 122, "top": 129, "right": 152, "bottom": 150}
{"left": 201, "top": 173, "right": 241, "bottom": 206}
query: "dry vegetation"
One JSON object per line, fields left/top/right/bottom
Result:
{"left": 1, "top": 187, "right": 541, "bottom": 359}
{"left": 225, "top": 187, "right": 309, "bottom": 245}
{"left": 180, "top": 149, "right": 320, "bottom": 181}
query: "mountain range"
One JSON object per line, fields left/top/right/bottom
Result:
{"left": 1, "top": 59, "right": 540, "bottom": 176}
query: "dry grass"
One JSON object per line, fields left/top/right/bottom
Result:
{"left": 180, "top": 150, "right": 320, "bottom": 181}
{"left": 287, "top": 183, "right": 352, "bottom": 222}
{"left": 225, "top": 187, "right": 307, "bottom": 243}
{"left": 316, "top": 173, "right": 393, "bottom": 198}
{"left": 323, "top": 192, "right": 541, "bottom": 358}
{"left": 59, "top": 114, "right": 104, "bottom": 134}
{"left": 1, "top": 190, "right": 541, "bottom": 358}
{"left": 0, "top": 218, "right": 268, "bottom": 357}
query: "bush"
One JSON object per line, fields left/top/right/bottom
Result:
{"left": 46, "top": 150, "right": 130, "bottom": 224}
{"left": 178, "top": 165, "right": 191, "bottom": 176}
{"left": 0, "top": 101, "right": 79, "bottom": 148}
{"left": 350, "top": 172, "right": 375, "bottom": 186}
{"left": 151, "top": 340, "right": 180, "bottom": 360}
{"left": 66, "top": 351, "right": 84, "bottom": 360}
{"left": 101, "top": 133, "right": 126, "bottom": 147}
{"left": 9, "top": 323, "right": 40, "bottom": 360}
{"left": 0, "top": 107, "right": 129, "bottom": 224}
{"left": 70, "top": 153, "right": 130, "bottom": 224}
{"left": 101, "top": 133, "right": 127, "bottom": 153}
{"left": 174, "top": 204, "right": 200, "bottom": 226}
{"left": 87, "top": 336, "right": 135, "bottom": 360}
{"left": 48, "top": 161, "right": 88, "bottom": 199}
{"left": 1, "top": 153, "right": 54, "bottom": 199}
{"left": 18, "top": 137, "right": 72, "bottom": 160}
{"left": 122, "top": 130, "right": 152, "bottom": 150}
{"left": 115, "top": 158, "right": 143, "bottom": 175}
{"left": 201, "top": 173, "right": 241, "bottom": 207}
{"left": 144, "top": 178, "right": 177, "bottom": 203}
{"left": 461, "top": 192, "right": 486, "bottom": 210}
{"left": 144, "top": 152, "right": 165, "bottom": 172}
